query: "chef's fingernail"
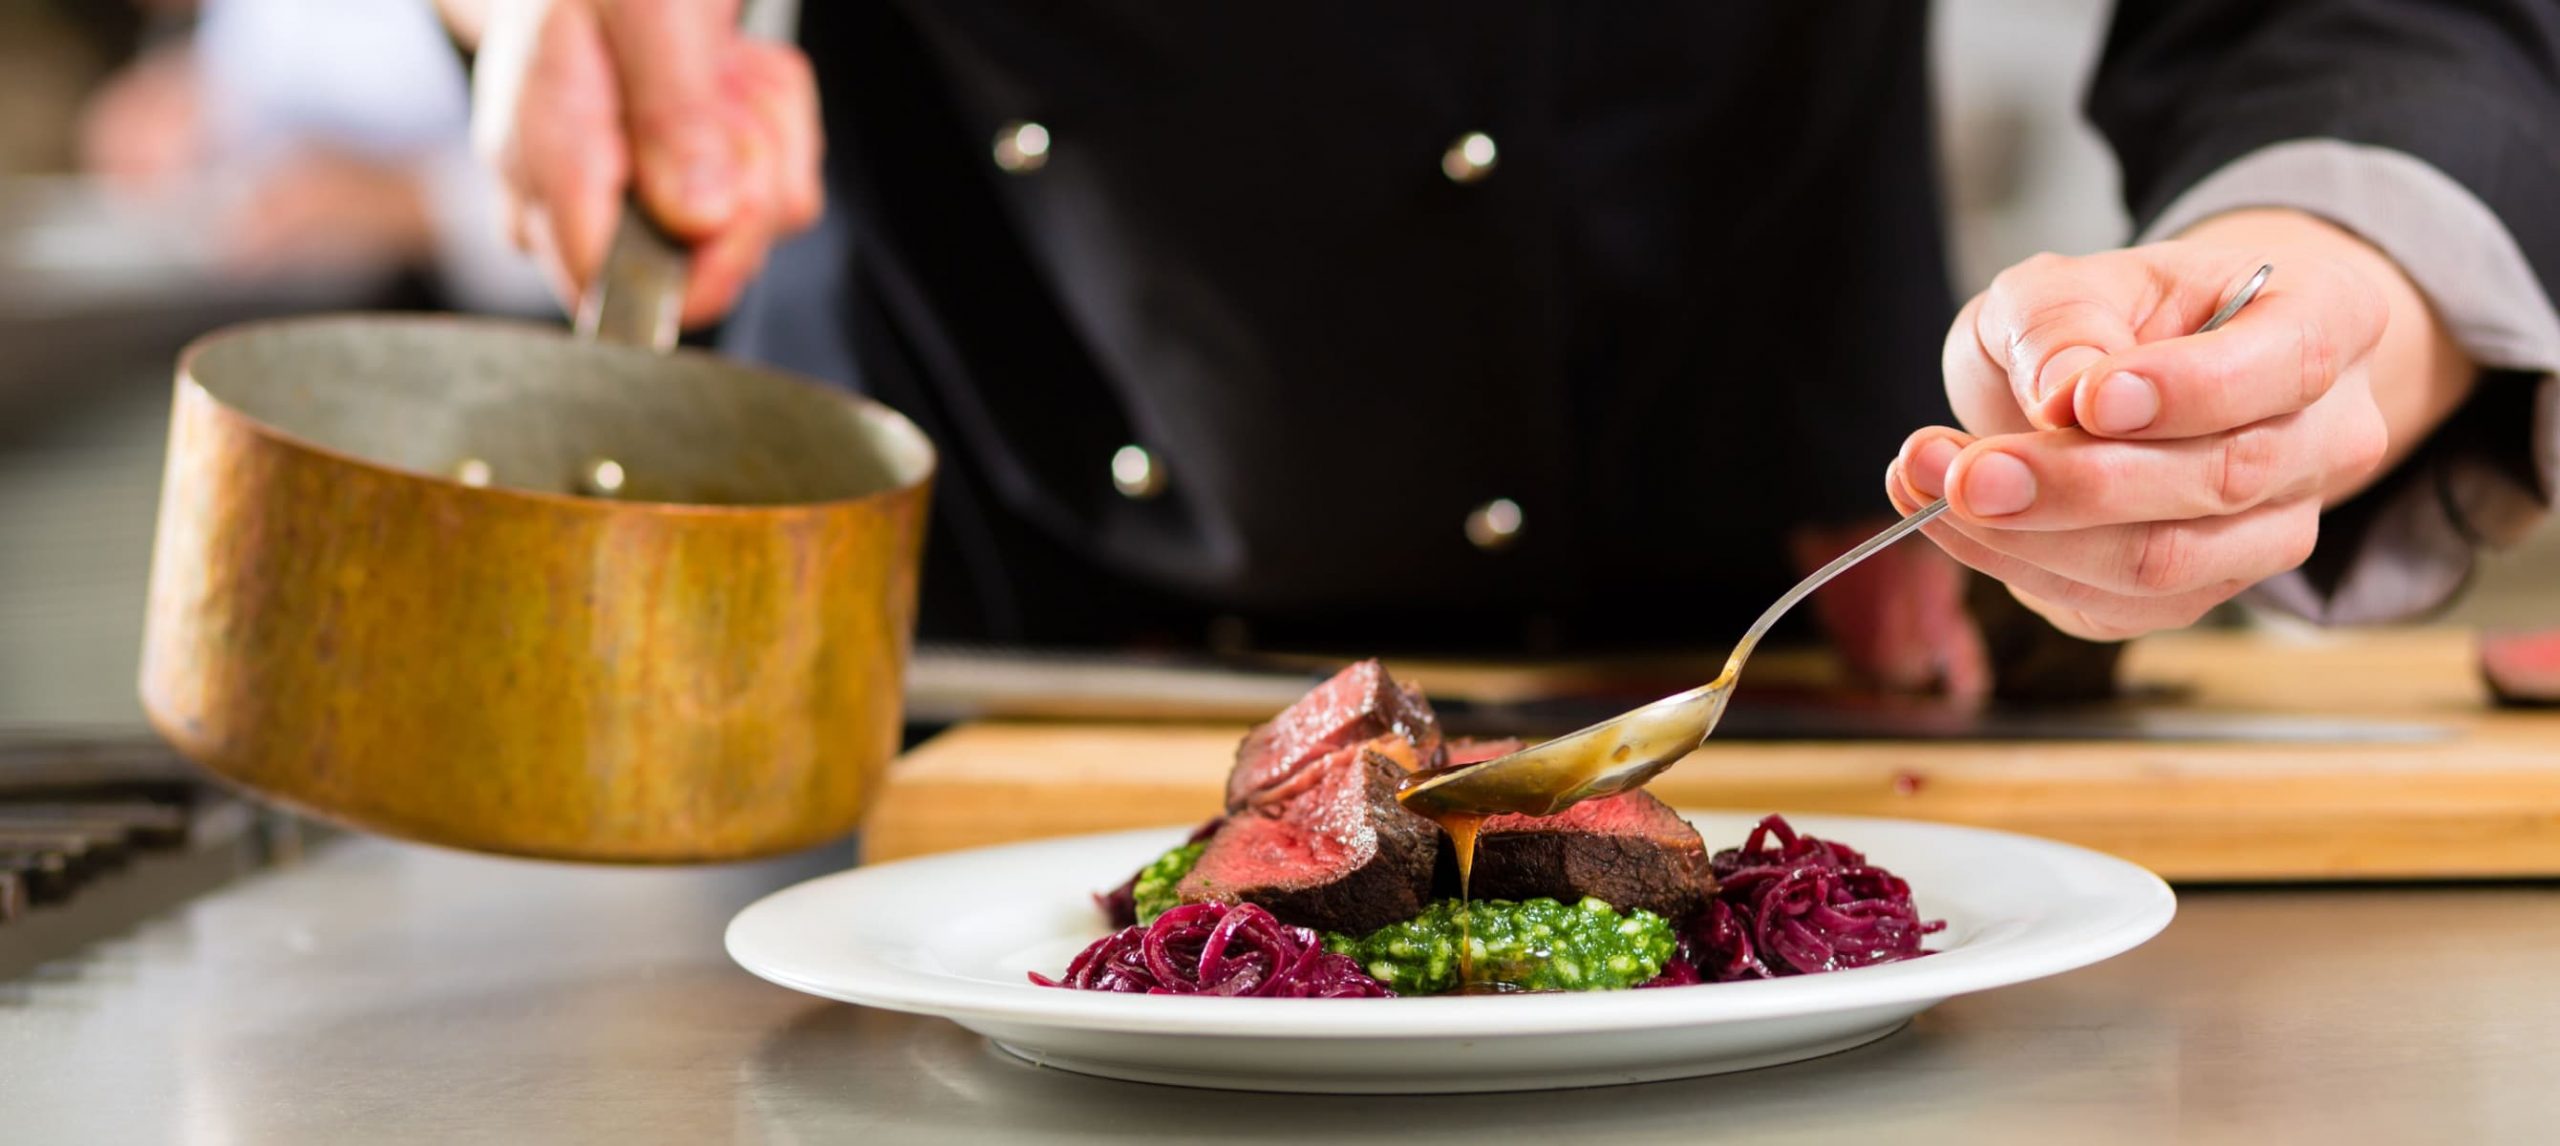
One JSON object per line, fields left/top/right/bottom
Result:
{"left": 2039, "top": 346, "right": 2105, "bottom": 403}
{"left": 1961, "top": 451, "right": 2037, "bottom": 517}
{"left": 644, "top": 119, "right": 735, "bottom": 225}
{"left": 1909, "top": 437, "right": 1960, "bottom": 499}
{"left": 2088, "top": 372, "right": 2159, "bottom": 435}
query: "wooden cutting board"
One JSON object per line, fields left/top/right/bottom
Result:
{"left": 863, "top": 628, "right": 2560, "bottom": 881}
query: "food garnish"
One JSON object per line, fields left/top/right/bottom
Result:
{"left": 1326, "top": 897, "right": 1675, "bottom": 995}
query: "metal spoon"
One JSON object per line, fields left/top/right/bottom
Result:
{"left": 1399, "top": 262, "right": 2275, "bottom": 819}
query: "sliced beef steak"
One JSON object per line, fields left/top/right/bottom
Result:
{"left": 1182, "top": 736, "right": 1439, "bottom": 935}
{"left": 1456, "top": 790, "right": 1714, "bottom": 923}
{"left": 1225, "top": 660, "right": 1442, "bottom": 812}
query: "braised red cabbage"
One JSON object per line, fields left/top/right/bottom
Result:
{"left": 1681, "top": 814, "right": 1942, "bottom": 981}
{"left": 1032, "top": 902, "right": 1393, "bottom": 997}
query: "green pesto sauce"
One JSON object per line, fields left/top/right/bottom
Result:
{"left": 1133, "top": 841, "right": 1206, "bottom": 924}
{"left": 1324, "top": 897, "right": 1675, "bottom": 995}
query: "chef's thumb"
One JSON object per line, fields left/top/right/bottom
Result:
{"left": 1979, "top": 258, "right": 2144, "bottom": 432}
{"left": 601, "top": 0, "right": 743, "bottom": 237}
{"left": 2023, "top": 344, "right": 2106, "bottom": 430}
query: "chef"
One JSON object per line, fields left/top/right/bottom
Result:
{"left": 443, "top": 1, "right": 2560, "bottom": 692}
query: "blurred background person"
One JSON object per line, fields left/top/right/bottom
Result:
{"left": 75, "top": 0, "right": 550, "bottom": 312}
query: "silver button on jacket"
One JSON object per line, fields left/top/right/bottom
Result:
{"left": 1441, "top": 132, "right": 1497, "bottom": 183}
{"left": 993, "top": 121, "right": 1051, "bottom": 173}
{"left": 1111, "top": 444, "right": 1167, "bottom": 499}
{"left": 1465, "top": 497, "right": 1523, "bottom": 550}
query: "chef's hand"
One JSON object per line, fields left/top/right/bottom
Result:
{"left": 1889, "top": 209, "right": 2475, "bottom": 641}
{"left": 458, "top": 0, "right": 822, "bottom": 326}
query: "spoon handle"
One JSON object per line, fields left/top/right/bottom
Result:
{"left": 1723, "top": 498, "right": 1947, "bottom": 674}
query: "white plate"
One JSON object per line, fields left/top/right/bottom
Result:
{"left": 725, "top": 811, "right": 2174, "bottom": 1093}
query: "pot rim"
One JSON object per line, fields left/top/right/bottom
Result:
{"left": 174, "top": 311, "right": 938, "bottom": 519}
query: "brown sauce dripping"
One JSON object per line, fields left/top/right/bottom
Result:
{"left": 1438, "top": 810, "right": 1485, "bottom": 902}
{"left": 1398, "top": 763, "right": 1495, "bottom": 894}
{"left": 1398, "top": 763, "right": 1491, "bottom": 991}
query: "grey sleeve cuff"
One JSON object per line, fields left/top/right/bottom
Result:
{"left": 2137, "top": 138, "right": 2560, "bottom": 626}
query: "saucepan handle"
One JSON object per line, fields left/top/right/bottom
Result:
{"left": 574, "top": 201, "right": 688, "bottom": 354}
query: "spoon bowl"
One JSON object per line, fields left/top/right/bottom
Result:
{"left": 1401, "top": 675, "right": 1737, "bottom": 817}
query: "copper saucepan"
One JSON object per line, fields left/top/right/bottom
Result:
{"left": 139, "top": 212, "right": 934, "bottom": 862}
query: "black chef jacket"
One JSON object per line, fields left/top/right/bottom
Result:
{"left": 721, "top": 1, "right": 2560, "bottom": 654}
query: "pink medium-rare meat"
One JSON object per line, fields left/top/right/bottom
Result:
{"left": 1181, "top": 736, "right": 1440, "bottom": 935}
{"left": 1225, "top": 659, "right": 1442, "bottom": 812}
{"left": 1190, "top": 666, "right": 1712, "bottom": 934}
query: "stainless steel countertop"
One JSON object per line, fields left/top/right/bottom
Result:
{"left": 4, "top": 838, "right": 2557, "bottom": 1144}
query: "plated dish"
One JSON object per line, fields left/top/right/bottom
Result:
{"left": 1028, "top": 661, "right": 1939, "bottom": 998}
{"left": 727, "top": 660, "right": 2173, "bottom": 1092}
{"left": 725, "top": 813, "right": 2174, "bottom": 1092}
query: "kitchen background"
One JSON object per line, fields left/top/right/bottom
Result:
{"left": 3, "top": 0, "right": 2554, "bottom": 728}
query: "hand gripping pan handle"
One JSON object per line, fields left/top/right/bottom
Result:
{"left": 569, "top": 0, "right": 790, "bottom": 352}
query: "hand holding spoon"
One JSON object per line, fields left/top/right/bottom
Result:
{"left": 1400, "top": 263, "right": 2276, "bottom": 819}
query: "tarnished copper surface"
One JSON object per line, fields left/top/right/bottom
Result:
{"left": 141, "top": 316, "right": 932, "bottom": 862}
